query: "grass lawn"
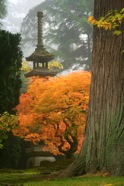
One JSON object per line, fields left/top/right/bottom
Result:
{"left": 0, "top": 160, "right": 124, "bottom": 186}
{"left": 0, "top": 172, "right": 124, "bottom": 186}
{"left": 24, "top": 176, "right": 124, "bottom": 186}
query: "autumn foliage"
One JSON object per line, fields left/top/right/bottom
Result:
{"left": 88, "top": 8, "right": 124, "bottom": 35}
{"left": 14, "top": 71, "right": 91, "bottom": 158}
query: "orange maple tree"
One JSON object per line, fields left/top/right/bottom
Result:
{"left": 13, "top": 71, "right": 91, "bottom": 158}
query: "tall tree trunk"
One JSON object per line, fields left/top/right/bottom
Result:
{"left": 87, "top": 33, "right": 92, "bottom": 69}
{"left": 62, "top": 0, "right": 124, "bottom": 176}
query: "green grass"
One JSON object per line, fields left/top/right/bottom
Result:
{"left": 0, "top": 160, "right": 124, "bottom": 186}
{"left": 0, "top": 171, "right": 124, "bottom": 186}
{"left": 0, "top": 159, "right": 72, "bottom": 185}
{"left": 24, "top": 176, "right": 124, "bottom": 186}
{"left": 0, "top": 169, "right": 38, "bottom": 185}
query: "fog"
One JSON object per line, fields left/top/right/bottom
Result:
{"left": 2, "top": 0, "right": 44, "bottom": 33}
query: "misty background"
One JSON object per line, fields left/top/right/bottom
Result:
{"left": 1, "top": 0, "right": 44, "bottom": 33}
{"left": 1, "top": 0, "right": 93, "bottom": 71}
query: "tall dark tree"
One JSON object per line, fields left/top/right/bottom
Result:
{"left": 0, "top": 30, "right": 23, "bottom": 113}
{"left": 0, "top": 30, "right": 23, "bottom": 169}
{"left": 21, "top": 0, "right": 93, "bottom": 70}
{"left": 62, "top": 0, "right": 124, "bottom": 176}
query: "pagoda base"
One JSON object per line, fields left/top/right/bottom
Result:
{"left": 24, "top": 68, "right": 58, "bottom": 77}
{"left": 26, "top": 145, "right": 56, "bottom": 168}
{"left": 27, "top": 156, "right": 56, "bottom": 168}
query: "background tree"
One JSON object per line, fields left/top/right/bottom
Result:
{"left": 0, "top": 30, "right": 22, "bottom": 113}
{"left": 14, "top": 71, "right": 91, "bottom": 158}
{"left": 0, "top": 0, "right": 7, "bottom": 26}
{"left": 21, "top": 0, "right": 93, "bottom": 70}
{"left": 62, "top": 0, "right": 124, "bottom": 176}
{"left": 0, "top": 30, "right": 23, "bottom": 168}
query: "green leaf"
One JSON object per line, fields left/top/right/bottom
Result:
{"left": 120, "top": 8, "right": 124, "bottom": 13}
{"left": 113, "top": 30, "right": 122, "bottom": 35}
{"left": 0, "top": 144, "right": 3, "bottom": 149}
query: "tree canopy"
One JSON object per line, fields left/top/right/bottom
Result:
{"left": 14, "top": 71, "right": 91, "bottom": 158}
{"left": 0, "top": 30, "right": 23, "bottom": 114}
{"left": 0, "top": 30, "right": 23, "bottom": 167}
{"left": 0, "top": 30, "right": 22, "bottom": 150}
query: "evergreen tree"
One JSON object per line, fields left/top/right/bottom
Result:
{"left": 0, "top": 0, "right": 7, "bottom": 19}
{"left": 0, "top": 0, "right": 7, "bottom": 26}
{"left": 0, "top": 30, "right": 23, "bottom": 169}
{"left": 0, "top": 30, "right": 23, "bottom": 113}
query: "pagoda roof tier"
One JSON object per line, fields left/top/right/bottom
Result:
{"left": 26, "top": 47, "right": 54, "bottom": 63}
{"left": 24, "top": 68, "right": 58, "bottom": 77}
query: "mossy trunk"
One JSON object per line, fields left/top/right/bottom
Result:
{"left": 62, "top": 0, "right": 124, "bottom": 176}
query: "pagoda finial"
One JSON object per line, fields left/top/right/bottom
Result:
{"left": 37, "top": 11, "right": 44, "bottom": 48}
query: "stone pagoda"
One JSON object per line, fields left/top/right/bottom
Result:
{"left": 25, "top": 11, "right": 57, "bottom": 77}
{"left": 26, "top": 144, "right": 56, "bottom": 168}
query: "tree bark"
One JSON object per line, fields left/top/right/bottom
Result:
{"left": 62, "top": 0, "right": 124, "bottom": 176}
{"left": 87, "top": 33, "right": 92, "bottom": 69}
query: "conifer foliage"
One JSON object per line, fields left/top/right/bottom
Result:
{"left": 0, "top": 30, "right": 22, "bottom": 114}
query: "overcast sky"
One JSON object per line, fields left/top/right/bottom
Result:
{"left": 2, "top": 0, "right": 43, "bottom": 33}
{"left": 9, "top": 0, "right": 18, "bottom": 2}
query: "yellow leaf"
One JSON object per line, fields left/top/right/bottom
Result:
{"left": 88, "top": 16, "right": 93, "bottom": 22}
{"left": 91, "top": 19, "right": 96, "bottom": 24}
